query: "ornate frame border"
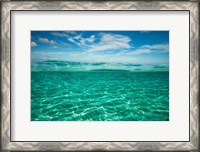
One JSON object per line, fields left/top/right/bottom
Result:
{"left": 1, "top": 1, "right": 199, "bottom": 151}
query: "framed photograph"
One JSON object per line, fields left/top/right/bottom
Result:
{"left": 1, "top": 0, "right": 199, "bottom": 151}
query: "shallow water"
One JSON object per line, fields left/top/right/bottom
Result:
{"left": 31, "top": 66, "right": 169, "bottom": 121}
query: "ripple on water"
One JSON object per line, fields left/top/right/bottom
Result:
{"left": 31, "top": 71, "right": 169, "bottom": 121}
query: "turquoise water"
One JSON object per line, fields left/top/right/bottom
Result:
{"left": 31, "top": 60, "right": 169, "bottom": 121}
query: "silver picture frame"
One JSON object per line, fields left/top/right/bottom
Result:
{"left": 1, "top": 0, "right": 199, "bottom": 151}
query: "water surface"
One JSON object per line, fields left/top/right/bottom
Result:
{"left": 31, "top": 61, "right": 169, "bottom": 121}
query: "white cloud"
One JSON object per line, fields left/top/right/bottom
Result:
{"left": 39, "top": 38, "right": 57, "bottom": 45}
{"left": 80, "top": 39, "right": 86, "bottom": 46}
{"left": 74, "top": 34, "right": 82, "bottom": 40}
{"left": 51, "top": 32, "right": 69, "bottom": 37}
{"left": 65, "top": 33, "right": 167, "bottom": 56}
{"left": 67, "top": 34, "right": 82, "bottom": 46}
{"left": 141, "top": 44, "right": 169, "bottom": 51}
{"left": 131, "top": 49, "right": 152, "bottom": 55}
{"left": 62, "top": 42, "right": 71, "bottom": 47}
{"left": 117, "top": 44, "right": 169, "bottom": 55}
{"left": 67, "top": 34, "right": 96, "bottom": 47}
{"left": 86, "top": 35, "right": 95, "bottom": 43}
{"left": 53, "top": 46, "right": 59, "bottom": 49}
{"left": 49, "top": 40, "right": 57, "bottom": 45}
{"left": 31, "top": 41, "right": 38, "bottom": 47}
{"left": 117, "top": 44, "right": 170, "bottom": 55}
{"left": 88, "top": 33, "right": 131, "bottom": 52}
{"left": 32, "top": 51, "right": 136, "bottom": 64}
{"left": 68, "top": 37, "right": 77, "bottom": 43}
{"left": 80, "top": 35, "right": 96, "bottom": 46}
{"left": 39, "top": 38, "right": 49, "bottom": 43}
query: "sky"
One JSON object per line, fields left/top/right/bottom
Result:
{"left": 31, "top": 31, "right": 169, "bottom": 64}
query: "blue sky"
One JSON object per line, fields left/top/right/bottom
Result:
{"left": 31, "top": 31, "right": 169, "bottom": 64}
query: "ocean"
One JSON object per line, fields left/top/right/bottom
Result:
{"left": 31, "top": 60, "right": 169, "bottom": 121}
